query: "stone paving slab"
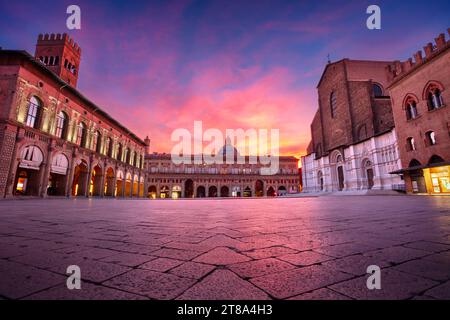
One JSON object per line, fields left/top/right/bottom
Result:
{"left": 250, "top": 265, "right": 354, "bottom": 299}
{"left": 176, "top": 270, "right": 270, "bottom": 300}
{"left": 329, "top": 269, "right": 438, "bottom": 300}
{"left": 0, "top": 196, "right": 449, "bottom": 300}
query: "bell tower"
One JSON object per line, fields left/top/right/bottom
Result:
{"left": 34, "top": 33, "right": 81, "bottom": 87}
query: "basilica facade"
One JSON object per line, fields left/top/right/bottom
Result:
{"left": 0, "top": 34, "right": 148, "bottom": 198}
{"left": 301, "top": 59, "right": 403, "bottom": 193}
{"left": 302, "top": 30, "right": 450, "bottom": 195}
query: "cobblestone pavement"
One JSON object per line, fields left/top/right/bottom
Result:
{"left": 0, "top": 196, "right": 449, "bottom": 300}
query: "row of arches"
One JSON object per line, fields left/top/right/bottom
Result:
{"left": 407, "top": 155, "right": 449, "bottom": 194}
{"left": 13, "top": 145, "right": 144, "bottom": 198}
{"left": 404, "top": 81, "right": 445, "bottom": 120}
{"left": 147, "top": 179, "right": 288, "bottom": 199}
{"left": 315, "top": 152, "right": 375, "bottom": 192}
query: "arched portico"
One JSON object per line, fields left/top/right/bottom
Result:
{"left": 104, "top": 167, "right": 115, "bottom": 196}
{"left": 14, "top": 145, "right": 44, "bottom": 196}
{"left": 71, "top": 159, "right": 89, "bottom": 196}
{"left": 47, "top": 153, "right": 69, "bottom": 196}
{"left": 90, "top": 164, "right": 103, "bottom": 196}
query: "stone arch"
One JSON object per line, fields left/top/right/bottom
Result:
{"left": 132, "top": 174, "right": 139, "bottom": 197}
{"left": 409, "top": 159, "right": 421, "bottom": 167}
{"left": 48, "top": 152, "right": 69, "bottom": 196}
{"left": 90, "top": 164, "right": 103, "bottom": 196}
{"left": 14, "top": 145, "right": 45, "bottom": 196}
{"left": 330, "top": 150, "right": 345, "bottom": 191}
{"left": 220, "top": 186, "right": 229, "bottom": 197}
{"left": 422, "top": 80, "right": 445, "bottom": 100}
{"left": 429, "top": 155, "right": 445, "bottom": 164}
{"left": 160, "top": 185, "right": 170, "bottom": 198}
{"left": 255, "top": 179, "right": 264, "bottom": 197}
{"left": 148, "top": 185, "right": 157, "bottom": 199}
{"left": 172, "top": 185, "right": 182, "bottom": 199}
{"left": 196, "top": 185, "right": 206, "bottom": 198}
{"left": 208, "top": 185, "right": 218, "bottom": 198}
{"left": 104, "top": 167, "right": 115, "bottom": 196}
{"left": 71, "top": 159, "right": 89, "bottom": 196}
{"left": 185, "top": 179, "right": 194, "bottom": 198}
{"left": 277, "top": 185, "right": 287, "bottom": 196}
{"left": 125, "top": 172, "right": 132, "bottom": 197}
{"left": 362, "top": 158, "right": 374, "bottom": 190}
{"left": 267, "top": 186, "right": 276, "bottom": 197}
{"left": 116, "top": 170, "right": 124, "bottom": 197}
{"left": 402, "top": 93, "right": 420, "bottom": 109}
{"left": 317, "top": 170, "right": 324, "bottom": 191}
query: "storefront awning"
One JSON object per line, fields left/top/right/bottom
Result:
{"left": 390, "top": 161, "right": 450, "bottom": 174}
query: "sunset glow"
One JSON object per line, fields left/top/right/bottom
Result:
{"left": 1, "top": 0, "right": 449, "bottom": 157}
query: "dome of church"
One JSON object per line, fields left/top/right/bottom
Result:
{"left": 217, "top": 137, "right": 240, "bottom": 157}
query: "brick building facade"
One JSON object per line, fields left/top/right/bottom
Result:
{"left": 301, "top": 59, "right": 402, "bottom": 192}
{"left": 0, "top": 33, "right": 148, "bottom": 198}
{"left": 144, "top": 139, "right": 300, "bottom": 198}
{"left": 388, "top": 30, "right": 450, "bottom": 194}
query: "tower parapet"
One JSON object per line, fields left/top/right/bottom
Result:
{"left": 386, "top": 29, "right": 450, "bottom": 84}
{"left": 35, "top": 33, "right": 82, "bottom": 87}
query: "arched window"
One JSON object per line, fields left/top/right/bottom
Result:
{"left": 93, "top": 131, "right": 102, "bottom": 153}
{"left": 117, "top": 143, "right": 123, "bottom": 161}
{"left": 405, "top": 98, "right": 418, "bottom": 120}
{"left": 126, "top": 148, "right": 131, "bottom": 164}
{"left": 407, "top": 137, "right": 416, "bottom": 151}
{"left": 425, "top": 131, "right": 436, "bottom": 146}
{"left": 26, "top": 96, "right": 42, "bottom": 128}
{"left": 55, "top": 111, "right": 68, "bottom": 139}
{"left": 76, "top": 122, "right": 87, "bottom": 148}
{"left": 139, "top": 155, "right": 143, "bottom": 169}
{"left": 336, "top": 154, "right": 343, "bottom": 163}
{"left": 373, "top": 84, "right": 383, "bottom": 97}
{"left": 133, "top": 152, "right": 138, "bottom": 167}
{"left": 330, "top": 91, "right": 337, "bottom": 118}
{"left": 54, "top": 56, "right": 59, "bottom": 66}
{"left": 105, "top": 137, "right": 113, "bottom": 157}
{"left": 427, "top": 85, "right": 444, "bottom": 111}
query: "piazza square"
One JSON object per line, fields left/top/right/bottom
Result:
{"left": 0, "top": 195, "right": 449, "bottom": 300}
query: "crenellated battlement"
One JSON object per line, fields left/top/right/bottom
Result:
{"left": 386, "top": 29, "right": 449, "bottom": 83}
{"left": 37, "top": 33, "right": 81, "bottom": 55}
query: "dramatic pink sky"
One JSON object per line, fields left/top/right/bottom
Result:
{"left": 1, "top": 0, "right": 449, "bottom": 157}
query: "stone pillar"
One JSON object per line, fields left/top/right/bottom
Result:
{"left": 39, "top": 145, "right": 54, "bottom": 198}
{"left": 0, "top": 124, "right": 18, "bottom": 198}
{"left": 100, "top": 170, "right": 106, "bottom": 197}
{"left": 137, "top": 173, "right": 141, "bottom": 198}
{"left": 130, "top": 172, "right": 135, "bottom": 198}
{"left": 84, "top": 162, "right": 92, "bottom": 197}
{"left": 143, "top": 172, "right": 148, "bottom": 198}
{"left": 65, "top": 158, "right": 75, "bottom": 197}
{"left": 112, "top": 168, "right": 118, "bottom": 197}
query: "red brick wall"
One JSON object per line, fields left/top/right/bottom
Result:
{"left": 317, "top": 61, "right": 353, "bottom": 152}
{"left": 388, "top": 48, "right": 450, "bottom": 168}
{"left": 312, "top": 60, "right": 395, "bottom": 155}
